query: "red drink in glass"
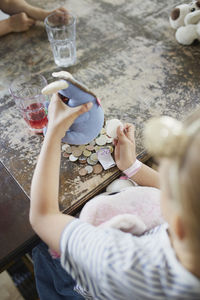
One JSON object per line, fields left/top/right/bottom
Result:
{"left": 10, "top": 74, "right": 49, "bottom": 133}
{"left": 23, "top": 103, "right": 48, "bottom": 132}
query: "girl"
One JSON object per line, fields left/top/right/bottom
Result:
{"left": 30, "top": 93, "right": 200, "bottom": 299}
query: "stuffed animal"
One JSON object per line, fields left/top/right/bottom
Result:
{"left": 79, "top": 181, "right": 164, "bottom": 236}
{"left": 49, "top": 180, "right": 164, "bottom": 258}
{"left": 42, "top": 71, "right": 104, "bottom": 145}
{"left": 169, "top": 1, "right": 200, "bottom": 45}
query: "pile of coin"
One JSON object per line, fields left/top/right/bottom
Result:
{"left": 61, "top": 127, "right": 114, "bottom": 176}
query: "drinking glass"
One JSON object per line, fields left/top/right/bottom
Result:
{"left": 44, "top": 12, "right": 76, "bottom": 67}
{"left": 10, "top": 74, "right": 48, "bottom": 133}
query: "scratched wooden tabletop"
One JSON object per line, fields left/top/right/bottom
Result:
{"left": 0, "top": 0, "right": 200, "bottom": 213}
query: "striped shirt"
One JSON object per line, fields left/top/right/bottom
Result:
{"left": 60, "top": 220, "right": 200, "bottom": 299}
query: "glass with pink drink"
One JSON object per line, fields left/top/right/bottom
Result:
{"left": 10, "top": 74, "right": 48, "bottom": 133}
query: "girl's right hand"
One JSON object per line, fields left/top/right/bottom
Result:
{"left": 47, "top": 93, "right": 93, "bottom": 140}
{"left": 114, "top": 123, "right": 136, "bottom": 171}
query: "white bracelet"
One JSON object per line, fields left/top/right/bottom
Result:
{"left": 123, "top": 159, "right": 142, "bottom": 178}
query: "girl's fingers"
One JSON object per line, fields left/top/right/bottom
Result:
{"left": 123, "top": 123, "right": 135, "bottom": 142}
{"left": 50, "top": 93, "right": 60, "bottom": 103}
{"left": 49, "top": 94, "right": 93, "bottom": 117}
{"left": 113, "top": 138, "right": 118, "bottom": 146}
{"left": 28, "top": 19, "right": 35, "bottom": 26}
{"left": 58, "top": 7, "right": 69, "bottom": 14}
{"left": 70, "top": 102, "right": 93, "bottom": 119}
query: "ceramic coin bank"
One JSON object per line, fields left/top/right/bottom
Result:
{"left": 42, "top": 71, "right": 104, "bottom": 145}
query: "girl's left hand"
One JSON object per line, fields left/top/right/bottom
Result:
{"left": 47, "top": 93, "right": 93, "bottom": 139}
{"left": 114, "top": 123, "right": 136, "bottom": 171}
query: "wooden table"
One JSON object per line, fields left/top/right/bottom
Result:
{"left": 1, "top": 0, "right": 200, "bottom": 271}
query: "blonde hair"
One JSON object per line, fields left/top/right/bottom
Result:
{"left": 143, "top": 109, "right": 200, "bottom": 250}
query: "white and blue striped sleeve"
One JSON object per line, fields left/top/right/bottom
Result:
{"left": 60, "top": 218, "right": 152, "bottom": 299}
{"left": 60, "top": 219, "right": 200, "bottom": 300}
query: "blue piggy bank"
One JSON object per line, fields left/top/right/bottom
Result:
{"left": 43, "top": 71, "right": 104, "bottom": 145}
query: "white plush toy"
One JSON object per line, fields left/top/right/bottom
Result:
{"left": 169, "top": 0, "right": 200, "bottom": 45}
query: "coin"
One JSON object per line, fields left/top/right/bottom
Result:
{"left": 87, "top": 157, "right": 98, "bottom": 166}
{"left": 106, "top": 119, "right": 123, "bottom": 139}
{"left": 78, "top": 145, "right": 85, "bottom": 151}
{"left": 89, "top": 140, "right": 96, "bottom": 146}
{"left": 93, "top": 164, "right": 103, "bottom": 174}
{"left": 96, "top": 135, "right": 107, "bottom": 146}
{"left": 83, "top": 149, "right": 92, "bottom": 157}
{"left": 71, "top": 145, "right": 78, "bottom": 152}
{"left": 101, "top": 128, "right": 106, "bottom": 135}
{"left": 95, "top": 145, "right": 101, "bottom": 152}
{"left": 90, "top": 153, "right": 98, "bottom": 161}
{"left": 62, "top": 144, "right": 69, "bottom": 152}
{"left": 78, "top": 155, "right": 87, "bottom": 164}
{"left": 69, "top": 154, "right": 78, "bottom": 162}
{"left": 65, "top": 145, "right": 72, "bottom": 154}
{"left": 72, "top": 148, "right": 83, "bottom": 157}
{"left": 79, "top": 168, "right": 87, "bottom": 176}
{"left": 63, "top": 152, "right": 70, "bottom": 158}
{"left": 85, "top": 165, "right": 93, "bottom": 174}
{"left": 86, "top": 144, "right": 95, "bottom": 151}
{"left": 106, "top": 136, "right": 113, "bottom": 143}
{"left": 108, "top": 145, "right": 114, "bottom": 153}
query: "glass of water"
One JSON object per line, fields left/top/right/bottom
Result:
{"left": 44, "top": 12, "right": 76, "bottom": 67}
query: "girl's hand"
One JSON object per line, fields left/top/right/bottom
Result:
{"left": 47, "top": 93, "right": 93, "bottom": 140}
{"left": 25, "top": 5, "right": 69, "bottom": 22}
{"left": 9, "top": 12, "right": 35, "bottom": 32}
{"left": 114, "top": 123, "right": 136, "bottom": 171}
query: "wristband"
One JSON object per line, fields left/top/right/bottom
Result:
{"left": 123, "top": 159, "right": 142, "bottom": 178}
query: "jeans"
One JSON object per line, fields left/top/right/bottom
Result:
{"left": 32, "top": 242, "right": 84, "bottom": 300}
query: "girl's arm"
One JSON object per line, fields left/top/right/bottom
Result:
{"left": 0, "top": 0, "right": 68, "bottom": 21}
{"left": 129, "top": 163, "right": 160, "bottom": 188}
{"left": 0, "top": 19, "right": 13, "bottom": 36}
{"left": 114, "top": 124, "right": 160, "bottom": 189}
{"left": 0, "top": 13, "right": 34, "bottom": 37}
{"left": 30, "top": 94, "right": 92, "bottom": 253}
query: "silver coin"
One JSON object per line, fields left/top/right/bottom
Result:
{"left": 85, "top": 165, "right": 93, "bottom": 174}
{"left": 65, "top": 145, "right": 72, "bottom": 154}
{"left": 106, "top": 136, "right": 113, "bottom": 143}
{"left": 96, "top": 135, "right": 107, "bottom": 146}
{"left": 90, "top": 153, "right": 98, "bottom": 162}
{"left": 87, "top": 157, "right": 97, "bottom": 166}
{"left": 69, "top": 154, "right": 78, "bottom": 162}
{"left": 94, "top": 145, "right": 101, "bottom": 152}
{"left": 62, "top": 144, "right": 69, "bottom": 152}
